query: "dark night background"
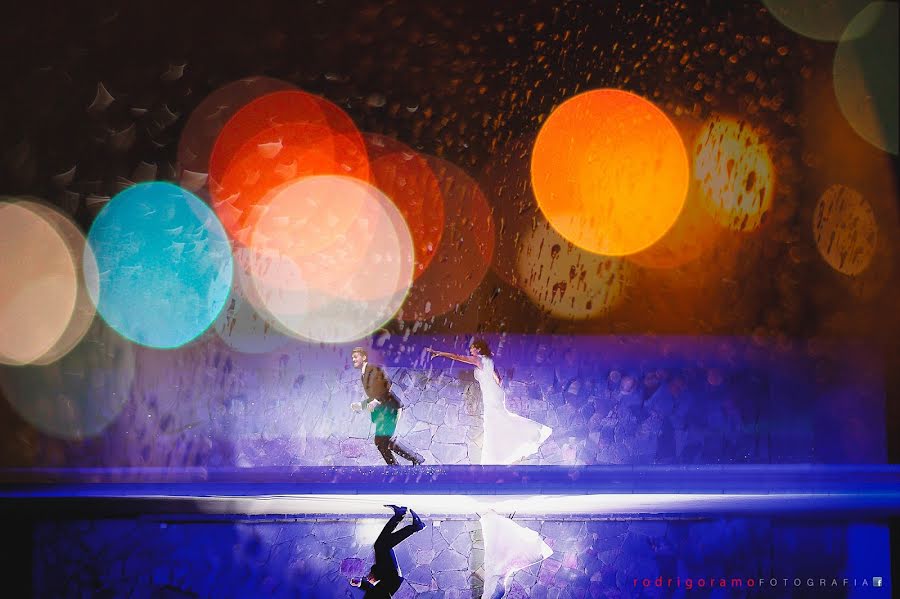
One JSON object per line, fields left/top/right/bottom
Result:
{"left": 3, "top": 0, "right": 897, "bottom": 454}
{"left": 1, "top": 0, "right": 898, "bottom": 596}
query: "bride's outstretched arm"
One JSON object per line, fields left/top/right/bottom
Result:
{"left": 426, "top": 348, "right": 480, "bottom": 366}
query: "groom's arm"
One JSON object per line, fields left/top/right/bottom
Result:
{"left": 369, "top": 366, "right": 392, "bottom": 399}
{"left": 360, "top": 397, "right": 381, "bottom": 414}
{"left": 350, "top": 578, "right": 377, "bottom": 591}
{"left": 371, "top": 366, "right": 407, "bottom": 411}
{"left": 358, "top": 366, "right": 393, "bottom": 415}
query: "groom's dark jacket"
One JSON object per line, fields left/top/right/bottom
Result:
{"left": 361, "top": 364, "right": 404, "bottom": 437}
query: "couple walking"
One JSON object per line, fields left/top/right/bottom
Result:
{"left": 351, "top": 340, "right": 552, "bottom": 465}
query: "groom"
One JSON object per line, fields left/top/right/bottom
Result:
{"left": 350, "top": 347, "right": 424, "bottom": 465}
{"left": 350, "top": 505, "right": 426, "bottom": 597}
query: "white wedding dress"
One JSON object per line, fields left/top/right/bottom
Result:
{"left": 475, "top": 357, "right": 552, "bottom": 465}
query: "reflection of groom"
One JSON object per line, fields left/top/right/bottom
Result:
{"left": 350, "top": 348, "right": 424, "bottom": 466}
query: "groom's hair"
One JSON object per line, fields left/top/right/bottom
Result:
{"left": 351, "top": 347, "right": 368, "bottom": 359}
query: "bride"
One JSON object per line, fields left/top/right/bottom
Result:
{"left": 427, "top": 339, "right": 552, "bottom": 465}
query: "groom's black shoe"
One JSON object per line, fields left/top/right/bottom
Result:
{"left": 411, "top": 452, "right": 425, "bottom": 466}
{"left": 385, "top": 504, "right": 408, "bottom": 517}
{"left": 410, "top": 509, "right": 426, "bottom": 531}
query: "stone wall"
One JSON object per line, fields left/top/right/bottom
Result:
{"left": 4, "top": 332, "right": 886, "bottom": 467}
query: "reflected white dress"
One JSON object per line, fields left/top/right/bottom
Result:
{"left": 480, "top": 511, "right": 553, "bottom": 599}
{"left": 476, "top": 357, "right": 552, "bottom": 465}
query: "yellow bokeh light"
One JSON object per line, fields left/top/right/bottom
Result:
{"left": 531, "top": 89, "right": 689, "bottom": 256}
{"left": 516, "top": 219, "right": 631, "bottom": 319}
{"left": 694, "top": 116, "right": 776, "bottom": 232}
{"left": 813, "top": 184, "right": 878, "bottom": 276}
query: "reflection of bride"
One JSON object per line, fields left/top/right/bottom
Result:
{"left": 428, "top": 339, "right": 552, "bottom": 465}
{"left": 480, "top": 511, "right": 553, "bottom": 599}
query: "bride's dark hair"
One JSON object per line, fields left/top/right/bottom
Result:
{"left": 470, "top": 339, "right": 492, "bottom": 357}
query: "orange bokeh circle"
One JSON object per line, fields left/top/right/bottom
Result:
{"left": 213, "top": 123, "right": 371, "bottom": 246}
{"left": 627, "top": 115, "right": 724, "bottom": 269}
{"left": 399, "top": 156, "right": 495, "bottom": 321}
{"left": 364, "top": 133, "right": 444, "bottom": 278}
{"left": 209, "top": 90, "right": 366, "bottom": 188}
{"left": 531, "top": 89, "right": 689, "bottom": 256}
{"left": 177, "top": 76, "right": 296, "bottom": 178}
{"left": 480, "top": 137, "right": 541, "bottom": 287}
